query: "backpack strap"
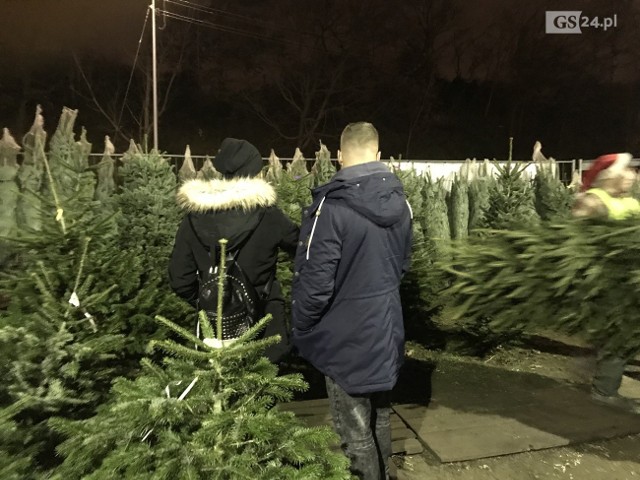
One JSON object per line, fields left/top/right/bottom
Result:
{"left": 228, "top": 211, "right": 275, "bottom": 300}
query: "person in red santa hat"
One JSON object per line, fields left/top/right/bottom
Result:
{"left": 573, "top": 153, "right": 638, "bottom": 218}
{"left": 573, "top": 152, "right": 640, "bottom": 412}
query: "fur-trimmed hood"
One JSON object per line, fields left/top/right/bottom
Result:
{"left": 177, "top": 178, "right": 276, "bottom": 212}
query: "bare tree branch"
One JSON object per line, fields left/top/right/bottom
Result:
{"left": 72, "top": 53, "right": 130, "bottom": 144}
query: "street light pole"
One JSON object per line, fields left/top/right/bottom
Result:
{"left": 150, "top": 0, "right": 159, "bottom": 152}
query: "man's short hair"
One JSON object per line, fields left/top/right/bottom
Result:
{"left": 340, "top": 122, "right": 379, "bottom": 153}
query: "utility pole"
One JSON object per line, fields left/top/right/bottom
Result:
{"left": 151, "top": 0, "right": 159, "bottom": 151}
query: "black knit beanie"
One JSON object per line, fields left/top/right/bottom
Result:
{"left": 213, "top": 138, "right": 263, "bottom": 179}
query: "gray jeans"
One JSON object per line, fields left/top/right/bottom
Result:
{"left": 325, "top": 376, "right": 392, "bottom": 480}
{"left": 592, "top": 352, "right": 627, "bottom": 397}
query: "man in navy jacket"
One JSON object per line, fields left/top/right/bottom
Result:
{"left": 292, "top": 122, "right": 412, "bottom": 480}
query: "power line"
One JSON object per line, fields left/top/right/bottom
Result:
{"left": 116, "top": 6, "right": 150, "bottom": 138}
{"left": 157, "top": 9, "right": 265, "bottom": 40}
{"left": 164, "top": 0, "right": 307, "bottom": 34}
{"left": 159, "top": 0, "right": 168, "bottom": 30}
{"left": 157, "top": 7, "right": 316, "bottom": 50}
{"left": 165, "top": 0, "right": 271, "bottom": 27}
{"left": 158, "top": 1, "right": 404, "bottom": 67}
{"left": 156, "top": 8, "right": 321, "bottom": 52}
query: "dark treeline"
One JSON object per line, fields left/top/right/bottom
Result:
{"left": 0, "top": 0, "right": 638, "bottom": 160}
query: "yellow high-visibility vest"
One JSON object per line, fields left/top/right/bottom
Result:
{"left": 587, "top": 188, "right": 640, "bottom": 220}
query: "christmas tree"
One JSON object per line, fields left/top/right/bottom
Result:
{"left": 439, "top": 159, "right": 539, "bottom": 355}
{"left": 440, "top": 217, "right": 640, "bottom": 359}
{"left": 0, "top": 108, "right": 190, "bottom": 475}
{"left": 1, "top": 108, "right": 123, "bottom": 311}
{"left": 481, "top": 160, "right": 539, "bottom": 230}
{"left": 392, "top": 164, "right": 426, "bottom": 243}
{"left": 107, "top": 141, "right": 192, "bottom": 354}
{"left": 0, "top": 162, "right": 129, "bottom": 472}
{"left": 0, "top": 399, "right": 34, "bottom": 480}
{"left": 390, "top": 166, "right": 443, "bottom": 326}
{"left": 0, "top": 114, "right": 129, "bottom": 470}
{"left": 532, "top": 141, "right": 573, "bottom": 221}
{"left": 51, "top": 241, "right": 351, "bottom": 480}
{"left": 265, "top": 150, "right": 311, "bottom": 322}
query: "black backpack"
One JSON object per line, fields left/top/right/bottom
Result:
{"left": 195, "top": 221, "right": 272, "bottom": 340}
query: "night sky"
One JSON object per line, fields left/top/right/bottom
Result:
{"left": 0, "top": 1, "right": 149, "bottom": 63}
{"left": 1, "top": 0, "right": 639, "bottom": 159}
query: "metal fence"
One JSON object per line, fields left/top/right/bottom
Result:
{"left": 79, "top": 153, "right": 581, "bottom": 184}
{"left": 14, "top": 151, "right": 592, "bottom": 186}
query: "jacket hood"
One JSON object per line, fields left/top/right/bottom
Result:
{"left": 313, "top": 169, "right": 409, "bottom": 228}
{"left": 177, "top": 178, "right": 276, "bottom": 212}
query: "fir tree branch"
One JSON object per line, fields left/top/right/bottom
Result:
{"left": 154, "top": 315, "right": 209, "bottom": 350}
{"left": 149, "top": 339, "right": 215, "bottom": 361}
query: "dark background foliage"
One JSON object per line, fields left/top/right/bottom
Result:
{"left": 1, "top": 0, "right": 638, "bottom": 159}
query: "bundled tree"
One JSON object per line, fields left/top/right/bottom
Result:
{"left": 421, "top": 172, "right": 450, "bottom": 254}
{"left": 196, "top": 156, "right": 221, "bottom": 180}
{"left": 265, "top": 149, "right": 283, "bottom": 185}
{"left": 178, "top": 145, "right": 198, "bottom": 183}
{"left": 0, "top": 128, "right": 20, "bottom": 265}
{"left": 16, "top": 105, "right": 46, "bottom": 232}
{"left": 467, "top": 159, "right": 494, "bottom": 232}
{"left": 46, "top": 108, "right": 95, "bottom": 204}
{"left": 51, "top": 244, "right": 351, "bottom": 479}
{"left": 532, "top": 141, "right": 573, "bottom": 220}
{"left": 94, "top": 136, "right": 116, "bottom": 202}
{"left": 287, "top": 148, "right": 312, "bottom": 185}
{"left": 448, "top": 173, "right": 469, "bottom": 240}
{"left": 418, "top": 170, "right": 486, "bottom": 351}
{"left": 310, "top": 140, "right": 336, "bottom": 187}
{"left": 390, "top": 166, "right": 429, "bottom": 326}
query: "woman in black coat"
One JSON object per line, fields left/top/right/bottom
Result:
{"left": 168, "top": 138, "right": 299, "bottom": 362}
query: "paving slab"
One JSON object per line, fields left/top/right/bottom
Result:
{"left": 393, "top": 358, "right": 640, "bottom": 463}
